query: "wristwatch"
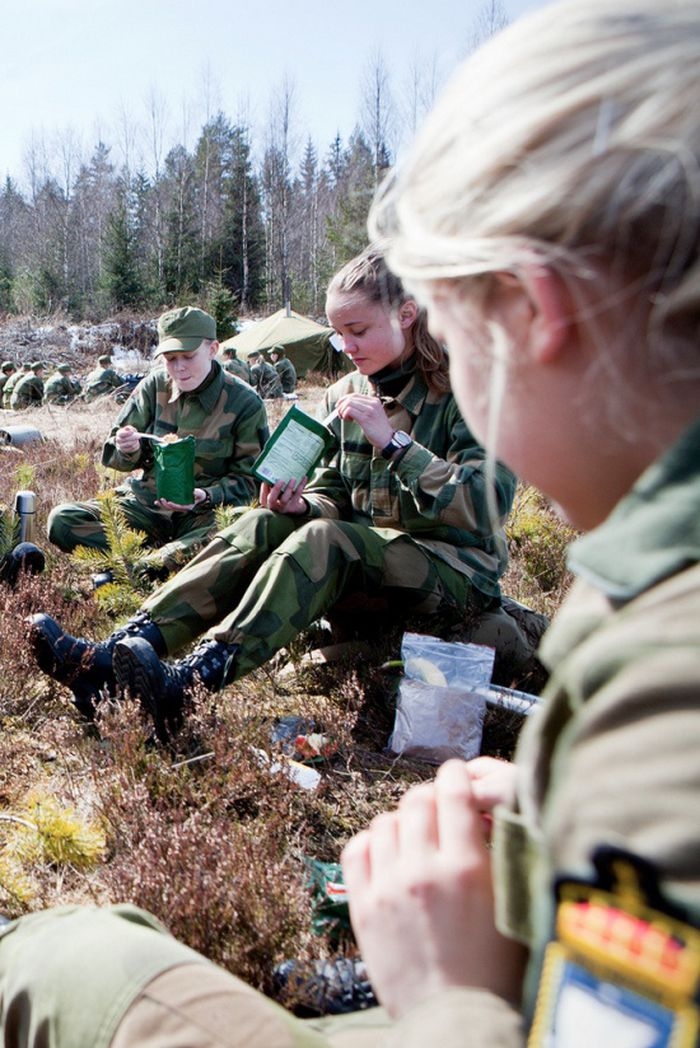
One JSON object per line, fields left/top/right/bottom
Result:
{"left": 381, "top": 430, "right": 413, "bottom": 461}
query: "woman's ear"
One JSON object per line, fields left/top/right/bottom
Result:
{"left": 398, "top": 299, "right": 419, "bottom": 329}
{"left": 488, "top": 268, "right": 572, "bottom": 365}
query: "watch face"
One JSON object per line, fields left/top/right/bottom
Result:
{"left": 393, "top": 431, "right": 412, "bottom": 448}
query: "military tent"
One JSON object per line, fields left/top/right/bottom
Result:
{"left": 220, "top": 308, "right": 352, "bottom": 379}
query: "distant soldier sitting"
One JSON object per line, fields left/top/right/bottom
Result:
{"left": 220, "top": 345, "right": 252, "bottom": 384}
{"left": 268, "top": 344, "right": 297, "bottom": 394}
{"left": 43, "top": 364, "right": 81, "bottom": 405}
{"left": 3, "top": 363, "right": 29, "bottom": 409}
{"left": 0, "top": 360, "right": 16, "bottom": 402}
{"left": 81, "top": 354, "right": 123, "bottom": 402}
{"left": 10, "top": 361, "right": 45, "bottom": 409}
{"left": 248, "top": 350, "right": 283, "bottom": 398}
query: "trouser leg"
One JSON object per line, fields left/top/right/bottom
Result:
{"left": 206, "top": 521, "right": 471, "bottom": 679}
{"left": 47, "top": 498, "right": 111, "bottom": 552}
{"left": 142, "top": 509, "right": 301, "bottom": 653}
{"left": 47, "top": 495, "right": 172, "bottom": 553}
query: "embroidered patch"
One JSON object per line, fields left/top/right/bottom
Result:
{"left": 529, "top": 847, "right": 700, "bottom": 1047}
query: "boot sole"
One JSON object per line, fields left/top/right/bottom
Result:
{"left": 113, "top": 639, "right": 170, "bottom": 741}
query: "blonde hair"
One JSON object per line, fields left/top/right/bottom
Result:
{"left": 370, "top": 0, "right": 700, "bottom": 400}
{"left": 328, "top": 244, "right": 450, "bottom": 394}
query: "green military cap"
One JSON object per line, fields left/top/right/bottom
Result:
{"left": 98, "top": 354, "right": 112, "bottom": 366}
{"left": 30, "top": 361, "right": 44, "bottom": 372}
{"left": 155, "top": 306, "right": 217, "bottom": 355}
{"left": 58, "top": 363, "right": 71, "bottom": 373}
{"left": 1, "top": 360, "right": 14, "bottom": 373}
{"left": 269, "top": 344, "right": 285, "bottom": 357}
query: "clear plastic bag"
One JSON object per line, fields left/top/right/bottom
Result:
{"left": 388, "top": 632, "right": 495, "bottom": 764}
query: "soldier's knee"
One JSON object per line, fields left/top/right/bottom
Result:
{"left": 47, "top": 504, "right": 77, "bottom": 551}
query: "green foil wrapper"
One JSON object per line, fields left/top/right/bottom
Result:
{"left": 153, "top": 434, "right": 196, "bottom": 504}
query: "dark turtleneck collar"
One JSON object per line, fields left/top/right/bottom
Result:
{"left": 369, "top": 354, "right": 417, "bottom": 400}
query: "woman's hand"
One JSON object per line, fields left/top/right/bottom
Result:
{"left": 114, "top": 425, "right": 141, "bottom": 454}
{"left": 341, "top": 759, "right": 526, "bottom": 1020}
{"left": 260, "top": 477, "right": 309, "bottom": 515}
{"left": 335, "top": 392, "right": 395, "bottom": 451}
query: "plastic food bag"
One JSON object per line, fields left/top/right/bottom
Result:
{"left": 388, "top": 632, "right": 495, "bottom": 764}
{"left": 153, "top": 434, "right": 195, "bottom": 504}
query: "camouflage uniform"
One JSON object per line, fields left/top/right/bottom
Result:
{"left": 0, "top": 366, "right": 16, "bottom": 401}
{"left": 80, "top": 364, "right": 123, "bottom": 402}
{"left": 10, "top": 370, "right": 44, "bottom": 409}
{"left": 250, "top": 357, "right": 284, "bottom": 398}
{"left": 222, "top": 354, "right": 252, "bottom": 384}
{"left": 141, "top": 364, "right": 516, "bottom": 677}
{"left": 47, "top": 361, "right": 269, "bottom": 573}
{"left": 2, "top": 369, "right": 21, "bottom": 408}
{"left": 272, "top": 354, "right": 297, "bottom": 393}
{"left": 43, "top": 370, "right": 81, "bottom": 405}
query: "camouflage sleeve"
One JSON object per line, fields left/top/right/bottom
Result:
{"left": 100, "top": 374, "right": 158, "bottom": 473}
{"left": 393, "top": 399, "right": 516, "bottom": 535}
{"left": 206, "top": 394, "right": 268, "bottom": 507}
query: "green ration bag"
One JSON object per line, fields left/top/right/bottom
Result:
{"left": 153, "top": 434, "right": 196, "bottom": 504}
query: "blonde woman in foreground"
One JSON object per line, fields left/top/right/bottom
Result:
{"left": 1, "top": 0, "right": 699, "bottom": 1044}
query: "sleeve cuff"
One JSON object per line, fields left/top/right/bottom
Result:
{"left": 383, "top": 987, "right": 524, "bottom": 1048}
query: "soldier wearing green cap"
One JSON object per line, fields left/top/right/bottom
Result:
{"left": 47, "top": 306, "right": 269, "bottom": 580}
{"left": 0, "top": 360, "right": 16, "bottom": 401}
{"left": 268, "top": 344, "right": 297, "bottom": 394}
{"left": 43, "top": 364, "right": 81, "bottom": 405}
{"left": 2, "top": 362, "right": 30, "bottom": 409}
{"left": 248, "top": 350, "right": 284, "bottom": 398}
{"left": 10, "top": 361, "right": 45, "bottom": 409}
{"left": 220, "top": 345, "right": 252, "bottom": 385}
{"left": 81, "top": 354, "right": 124, "bottom": 402}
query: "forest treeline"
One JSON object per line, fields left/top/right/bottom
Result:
{"left": 0, "top": 115, "right": 385, "bottom": 336}
{"left": 0, "top": 1, "right": 507, "bottom": 333}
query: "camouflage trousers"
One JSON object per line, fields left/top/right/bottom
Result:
{"left": 47, "top": 492, "right": 217, "bottom": 574}
{"left": 143, "top": 508, "right": 474, "bottom": 679}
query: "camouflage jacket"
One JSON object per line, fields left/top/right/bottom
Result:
{"left": 274, "top": 356, "right": 297, "bottom": 393}
{"left": 1, "top": 370, "right": 24, "bottom": 408}
{"left": 43, "top": 374, "right": 80, "bottom": 404}
{"left": 251, "top": 360, "right": 284, "bottom": 399}
{"left": 102, "top": 360, "right": 269, "bottom": 508}
{"left": 222, "top": 358, "right": 252, "bottom": 384}
{"left": 305, "top": 368, "right": 516, "bottom": 601}
{"left": 82, "top": 366, "right": 123, "bottom": 400}
{"left": 10, "top": 373, "right": 44, "bottom": 408}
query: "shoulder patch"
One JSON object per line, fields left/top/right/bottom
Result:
{"left": 529, "top": 846, "right": 700, "bottom": 1047}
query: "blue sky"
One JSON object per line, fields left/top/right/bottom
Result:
{"left": 1, "top": 0, "right": 552, "bottom": 188}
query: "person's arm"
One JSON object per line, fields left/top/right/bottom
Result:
{"left": 342, "top": 760, "right": 526, "bottom": 1042}
{"left": 101, "top": 374, "right": 158, "bottom": 473}
{"left": 392, "top": 397, "right": 516, "bottom": 534}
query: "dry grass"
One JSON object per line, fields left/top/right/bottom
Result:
{"left": 0, "top": 373, "right": 574, "bottom": 1003}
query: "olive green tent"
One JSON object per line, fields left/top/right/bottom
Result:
{"left": 220, "top": 308, "right": 352, "bottom": 379}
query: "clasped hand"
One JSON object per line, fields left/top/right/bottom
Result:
{"left": 341, "top": 758, "right": 525, "bottom": 1020}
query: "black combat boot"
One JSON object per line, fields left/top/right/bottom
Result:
{"left": 29, "top": 611, "right": 167, "bottom": 719}
{"left": 112, "top": 636, "right": 239, "bottom": 742}
{"left": 0, "top": 542, "right": 45, "bottom": 588}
